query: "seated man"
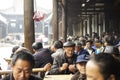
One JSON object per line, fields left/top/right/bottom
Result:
{"left": 84, "top": 40, "right": 95, "bottom": 55}
{"left": 2, "top": 48, "right": 42, "bottom": 80}
{"left": 32, "top": 42, "right": 53, "bottom": 79}
{"left": 71, "top": 54, "right": 90, "bottom": 80}
{"left": 74, "top": 41, "right": 89, "bottom": 56}
{"left": 49, "top": 41, "right": 77, "bottom": 74}
{"left": 51, "top": 40, "right": 64, "bottom": 59}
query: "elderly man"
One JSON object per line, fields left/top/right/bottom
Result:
{"left": 49, "top": 41, "right": 77, "bottom": 74}
{"left": 2, "top": 48, "right": 42, "bottom": 80}
{"left": 71, "top": 54, "right": 90, "bottom": 80}
{"left": 51, "top": 40, "right": 64, "bottom": 59}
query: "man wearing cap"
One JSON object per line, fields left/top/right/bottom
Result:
{"left": 71, "top": 54, "right": 90, "bottom": 80}
{"left": 74, "top": 41, "right": 89, "bottom": 56}
{"left": 49, "top": 41, "right": 77, "bottom": 74}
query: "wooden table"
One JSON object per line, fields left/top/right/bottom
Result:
{"left": 44, "top": 75, "right": 73, "bottom": 80}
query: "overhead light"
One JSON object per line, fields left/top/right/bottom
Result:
{"left": 81, "top": 3, "right": 85, "bottom": 7}
{"left": 86, "top": 0, "right": 90, "bottom": 2}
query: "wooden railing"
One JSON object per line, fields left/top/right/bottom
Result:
{"left": 0, "top": 68, "right": 45, "bottom": 75}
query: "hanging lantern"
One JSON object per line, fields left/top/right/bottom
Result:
{"left": 33, "top": 11, "right": 45, "bottom": 22}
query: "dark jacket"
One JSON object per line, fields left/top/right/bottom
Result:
{"left": 2, "top": 73, "right": 42, "bottom": 80}
{"left": 33, "top": 48, "right": 53, "bottom": 78}
{"left": 33, "top": 48, "right": 53, "bottom": 68}
{"left": 75, "top": 49, "right": 89, "bottom": 56}
{"left": 49, "top": 52, "right": 77, "bottom": 74}
{"left": 71, "top": 72, "right": 86, "bottom": 80}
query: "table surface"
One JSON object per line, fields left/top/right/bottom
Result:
{"left": 44, "top": 74, "right": 73, "bottom": 80}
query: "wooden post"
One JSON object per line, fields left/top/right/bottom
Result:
{"left": 81, "top": 20, "right": 84, "bottom": 36}
{"left": 53, "top": 0, "right": 58, "bottom": 41}
{"left": 97, "top": 13, "right": 99, "bottom": 35}
{"left": 62, "top": 0, "right": 67, "bottom": 42}
{"left": 100, "top": 14, "right": 103, "bottom": 35}
{"left": 24, "top": 0, "right": 35, "bottom": 52}
{"left": 89, "top": 15, "right": 92, "bottom": 37}
{"left": 85, "top": 21, "right": 87, "bottom": 34}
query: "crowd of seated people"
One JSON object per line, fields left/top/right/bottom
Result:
{"left": 0, "top": 31, "right": 120, "bottom": 80}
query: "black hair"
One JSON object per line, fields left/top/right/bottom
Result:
{"left": 53, "top": 41, "right": 63, "bottom": 49}
{"left": 105, "top": 36, "right": 115, "bottom": 45}
{"left": 32, "top": 42, "right": 43, "bottom": 50}
{"left": 94, "top": 40, "right": 103, "bottom": 44}
{"left": 90, "top": 53, "right": 120, "bottom": 80}
{"left": 86, "top": 40, "right": 93, "bottom": 45}
{"left": 12, "top": 49, "right": 35, "bottom": 68}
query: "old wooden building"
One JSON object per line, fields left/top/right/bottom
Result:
{"left": 23, "top": 0, "right": 120, "bottom": 51}
{"left": 52, "top": 0, "right": 120, "bottom": 41}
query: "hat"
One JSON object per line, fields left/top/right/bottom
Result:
{"left": 76, "top": 54, "right": 90, "bottom": 63}
{"left": 74, "top": 41, "right": 82, "bottom": 46}
{"left": 115, "top": 41, "right": 120, "bottom": 47}
{"left": 63, "top": 41, "right": 75, "bottom": 47}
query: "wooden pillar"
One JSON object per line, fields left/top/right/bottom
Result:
{"left": 81, "top": 20, "right": 83, "bottom": 36}
{"left": 53, "top": 0, "right": 58, "bottom": 41}
{"left": 97, "top": 13, "right": 99, "bottom": 35}
{"left": 92, "top": 15, "right": 95, "bottom": 32}
{"left": 85, "top": 21, "right": 87, "bottom": 34}
{"left": 100, "top": 14, "right": 103, "bottom": 35}
{"left": 62, "top": 0, "right": 67, "bottom": 42}
{"left": 94, "top": 15, "right": 96, "bottom": 33}
{"left": 67, "top": 20, "right": 73, "bottom": 36}
{"left": 80, "top": 22, "right": 82, "bottom": 36}
{"left": 105, "top": 14, "right": 109, "bottom": 32}
{"left": 89, "top": 15, "right": 92, "bottom": 37}
{"left": 24, "top": 0, "right": 34, "bottom": 52}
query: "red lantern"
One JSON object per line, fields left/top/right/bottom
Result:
{"left": 33, "top": 11, "right": 45, "bottom": 21}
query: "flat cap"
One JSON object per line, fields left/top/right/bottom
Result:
{"left": 74, "top": 41, "right": 82, "bottom": 46}
{"left": 63, "top": 41, "right": 75, "bottom": 47}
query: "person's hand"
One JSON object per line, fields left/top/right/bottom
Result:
{"left": 68, "top": 64, "right": 76, "bottom": 73}
{"left": 60, "top": 63, "right": 68, "bottom": 71}
{"left": 43, "top": 63, "right": 52, "bottom": 71}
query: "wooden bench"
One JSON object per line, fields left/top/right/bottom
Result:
{"left": 0, "top": 68, "right": 45, "bottom": 78}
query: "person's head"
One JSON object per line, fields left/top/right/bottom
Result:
{"left": 32, "top": 42, "right": 43, "bottom": 52}
{"left": 76, "top": 54, "right": 90, "bottom": 74}
{"left": 86, "top": 53, "right": 120, "bottom": 80}
{"left": 104, "top": 36, "right": 115, "bottom": 46}
{"left": 11, "top": 49, "right": 35, "bottom": 80}
{"left": 12, "top": 46, "right": 20, "bottom": 54}
{"left": 80, "top": 40, "right": 86, "bottom": 48}
{"left": 86, "top": 40, "right": 93, "bottom": 49}
{"left": 53, "top": 41, "right": 63, "bottom": 51}
{"left": 21, "top": 43, "right": 24, "bottom": 47}
{"left": 74, "top": 41, "right": 82, "bottom": 52}
{"left": 94, "top": 40, "right": 103, "bottom": 48}
{"left": 63, "top": 41, "right": 75, "bottom": 58}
